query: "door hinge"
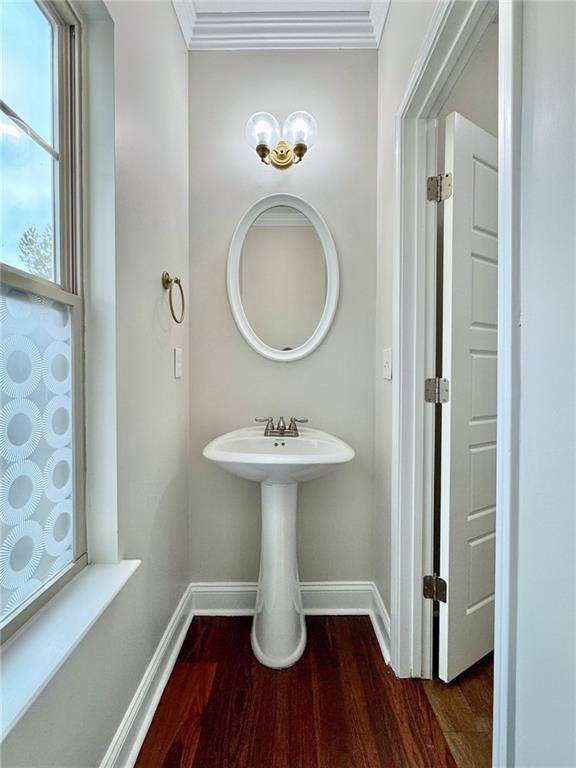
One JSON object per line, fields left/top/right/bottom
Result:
{"left": 423, "top": 574, "right": 447, "bottom": 603}
{"left": 427, "top": 173, "right": 453, "bottom": 202}
{"left": 425, "top": 377, "right": 449, "bottom": 404}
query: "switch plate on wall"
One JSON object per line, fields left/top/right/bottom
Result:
{"left": 174, "top": 347, "right": 183, "bottom": 379}
{"left": 382, "top": 348, "right": 392, "bottom": 380}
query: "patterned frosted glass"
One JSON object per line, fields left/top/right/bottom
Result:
{"left": 0, "top": 285, "right": 74, "bottom": 620}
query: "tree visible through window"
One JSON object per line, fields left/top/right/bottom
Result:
{"left": 18, "top": 225, "right": 54, "bottom": 280}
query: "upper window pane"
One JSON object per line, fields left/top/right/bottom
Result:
{"left": 0, "top": 115, "right": 56, "bottom": 281}
{"left": 1, "top": 0, "right": 54, "bottom": 146}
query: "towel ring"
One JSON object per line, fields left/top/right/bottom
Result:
{"left": 161, "top": 271, "right": 185, "bottom": 324}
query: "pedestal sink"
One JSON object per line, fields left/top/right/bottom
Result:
{"left": 203, "top": 426, "right": 354, "bottom": 668}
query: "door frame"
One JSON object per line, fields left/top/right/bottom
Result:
{"left": 390, "top": 1, "right": 522, "bottom": 765}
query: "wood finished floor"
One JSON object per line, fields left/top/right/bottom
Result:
{"left": 423, "top": 654, "right": 493, "bottom": 768}
{"left": 136, "top": 617, "right": 491, "bottom": 768}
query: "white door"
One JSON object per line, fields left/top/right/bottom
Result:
{"left": 439, "top": 112, "right": 498, "bottom": 682}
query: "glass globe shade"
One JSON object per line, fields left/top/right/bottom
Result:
{"left": 282, "top": 111, "right": 317, "bottom": 149}
{"left": 245, "top": 112, "right": 280, "bottom": 150}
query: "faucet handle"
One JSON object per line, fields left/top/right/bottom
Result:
{"left": 289, "top": 417, "right": 308, "bottom": 431}
{"left": 255, "top": 417, "right": 274, "bottom": 435}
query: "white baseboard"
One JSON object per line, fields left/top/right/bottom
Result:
{"left": 190, "top": 580, "right": 390, "bottom": 662}
{"left": 100, "top": 580, "right": 390, "bottom": 768}
{"left": 368, "top": 580, "right": 392, "bottom": 664}
{"left": 99, "top": 584, "right": 194, "bottom": 768}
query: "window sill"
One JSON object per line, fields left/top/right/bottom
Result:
{"left": 0, "top": 560, "right": 141, "bottom": 741}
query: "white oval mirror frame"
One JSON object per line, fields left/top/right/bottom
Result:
{"left": 227, "top": 193, "right": 339, "bottom": 362}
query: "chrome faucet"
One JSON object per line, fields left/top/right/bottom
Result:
{"left": 255, "top": 416, "right": 308, "bottom": 437}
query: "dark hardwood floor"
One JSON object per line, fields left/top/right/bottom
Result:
{"left": 136, "top": 616, "right": 458, "bottom": 768}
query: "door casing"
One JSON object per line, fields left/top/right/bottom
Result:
{"left": 389, "top": 1, "right": 523, "bottom": 766}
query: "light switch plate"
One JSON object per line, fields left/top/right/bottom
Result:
{"left": 174, "top": 347, "right": 183, "bottom": 379}
{"left": 382, "top": 348, "right": 392, "bottom": 380}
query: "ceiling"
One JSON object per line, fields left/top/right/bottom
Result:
{"left": 172, "top": 1, "right": 390, "bottom": 50}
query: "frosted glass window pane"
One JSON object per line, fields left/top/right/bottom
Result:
{"left": 1, "top": 0, "right": 54, "bottom": 146}
{"left": 0, "top": 116, "right": 56, "bottom": 281}
{"left": 0, "top": 285, "right": 74, "bottom": 620}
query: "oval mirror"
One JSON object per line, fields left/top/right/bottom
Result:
{"left": 227, "top": 194, "right": 339, "bottom": 362}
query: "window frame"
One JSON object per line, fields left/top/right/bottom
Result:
{"left": 0, "top": 0, "right": 86, "bottom": 642}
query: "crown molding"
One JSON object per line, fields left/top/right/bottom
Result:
{"left": 172, "top": 0, "right": 197, "bottom": 43}
{"left": 369, "top": 0, "right": 390, "bottom": 47}
{"left": 172, "top": 1, "right": 390, "bottom": 50}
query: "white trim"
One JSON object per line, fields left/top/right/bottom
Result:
{"left": 368, "top": 580, "right": 392, "bottom": 664}
{"left": 172, "top": 0, "right": 196, "bottom": 45}
{"left": 172, "top": 2, "right": 389, "bottom": 50}
{"left": 1, "top": 561, "right": 140, "bottom": 742}
{"left": 77, "top": 3, "right": 120, "bottom": 565}
{"left": 190, "top": 581, "right": 257, "bottom": 614}
{"left": 227, "top": 193, "right": 339, "bottom": 363}
{"left": 100, "top": 580, "right": 390, "bottom": 768}
{"left": 492, "top": 3, "right": 523, "bottom": 766}
{"left": 99, "top": 584, "right": 195, "bottom": 768}
{"left": 369, "top": 1, "right": 390, "bottom": 48}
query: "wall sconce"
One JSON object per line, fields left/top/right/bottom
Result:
{"left": 245, "top": 111, "right": 317, "bottom": 170}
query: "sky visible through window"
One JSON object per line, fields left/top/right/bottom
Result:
{"left": 1, "top": 0, "right": 55, "bottom": 278}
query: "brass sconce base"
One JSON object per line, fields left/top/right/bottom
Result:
{"left": 255, "top": 140, "right": 308, "bottom": 171}
{"left": 270, "top": 140, "right": 295, "bottom": 170}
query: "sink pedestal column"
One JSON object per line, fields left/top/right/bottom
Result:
{"left": 251, "top": 481, "right": 306, "bottom": 668}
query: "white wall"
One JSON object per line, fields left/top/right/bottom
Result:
{"left": 1, "top": 3, "right": 190, "bottom": 765}
{"left": 513, "top": 2, "right": 576, "bottom": 765}
{"left": 188, "top": 50, "right": 377, "bottom": 582}
{"left": 374, "top": 2, "right": 439, "bottom": 607}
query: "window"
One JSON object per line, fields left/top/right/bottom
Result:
{"left": 1, "top": 0, "right": 85, "bottom": 639}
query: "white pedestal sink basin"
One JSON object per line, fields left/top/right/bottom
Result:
{"left": 203, "top": 426, "right": 354, "bottom": 668}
